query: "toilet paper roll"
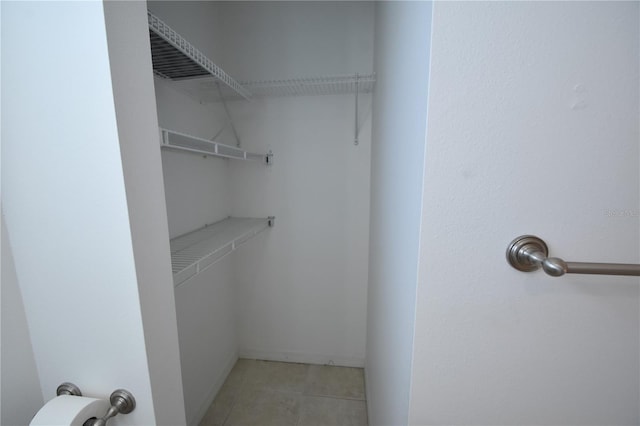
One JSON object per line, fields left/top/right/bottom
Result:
{"left": 30, "top": 395, "right": 110, "bottom": 426}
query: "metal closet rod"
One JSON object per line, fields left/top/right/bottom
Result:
{"left": 506, "top": 235, "right": 640, "bottom": 277}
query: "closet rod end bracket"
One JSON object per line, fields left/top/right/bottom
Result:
{"left": 268, "top": 216, "right": 275, "bottom": 227}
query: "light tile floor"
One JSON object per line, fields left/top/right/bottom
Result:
{"left": 199, "top": 359, "right": 368, "bottom": 426}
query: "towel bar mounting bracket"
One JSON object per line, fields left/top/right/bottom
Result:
{"left": 506, "top": 235, "right": 549, "bottom": 272}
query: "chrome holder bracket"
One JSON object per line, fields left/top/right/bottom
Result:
{"left": 56, "top": 382, "right": 82, "bottom": 397}
{"left": 84, "top": 389, "right": 136, "bottom": 426}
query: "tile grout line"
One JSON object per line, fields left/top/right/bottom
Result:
{"left": 294, "top": 363, "right": 314, "bottom": 426}
{"left": 302, "top": 393, "right": 366, "bottom": 402}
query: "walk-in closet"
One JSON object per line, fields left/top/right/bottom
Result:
{"left": 148, "top": 2, "right": 374, "bottom": 424}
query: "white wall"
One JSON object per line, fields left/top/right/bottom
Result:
{"left": 0, "top": 7, "right": 42, "bottom": 425}
{"left": 102, "top": 2, "right": 186, "bottom": 425}
{"left": 174, "top": 258, "right": 238, "bottom": 425}
{"left": 219, "top": 1, "right": 374, "bottom": 366}
{"left": 411, "top": 2, "right": 640, "bottom": 424}
{"left": 216, "top": 1, "right": 374, "bottom": 81}
{"left": 1, "top": 2, "right": 166, "bottom": 424}
{"left": 150, "top": 0, "right": 238, "bottom": 240}
{"left": 147, "top": 3, "right": 242, "bottom": 425}
{"left": 1, "top": 215, "right": 43, "bottom": 426}
{"left": 229, "top": 94, "right": 371, "bottom": 367}
{"left": 148, "top": 1, "right": 223, "bottom": 67}
{"left": 154, "top": 78, "right": 232, "bottom": 239}
{"left": 365, "top": 2, "right": 432, "bottom": 425}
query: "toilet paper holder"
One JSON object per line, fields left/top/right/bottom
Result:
{"left": 55, "top": 382, "right": 135, "bottom": 426}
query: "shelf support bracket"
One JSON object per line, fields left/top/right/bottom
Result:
{"left": 209, "top": 123, "right": 227, "bottom": 143}
{"left": 215, "top": 82, "right": 242, "bottom": 148}
{"left": 354, "top": 73, "right": 359, "bottom": 146}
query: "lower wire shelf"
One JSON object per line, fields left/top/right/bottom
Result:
{"left": 170, "top": 216, "right": 274, "bottom": 287}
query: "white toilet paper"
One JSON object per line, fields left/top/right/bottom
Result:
{"left": 30, "top": 395, "right": 110, "bottom": 426}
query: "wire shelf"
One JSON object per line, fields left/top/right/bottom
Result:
{"left": 168, "top": 73, "right": 376, "bottom": 103}
{"left": 245, "top": 74, "right": 376, "bottom": 97}
{"left": 159, "top": 128, "right": 270, "bottom": 163}
{"left": 148, "top": 11, "right": 251, "bottom": 100}
{"left": 170, "top": 217, "right": 274, "bottom": 286}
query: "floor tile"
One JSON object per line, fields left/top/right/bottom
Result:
{"left": 243, "top": 359, "right": 310, "bottom": 393}
{"left": 199, "top": 360, "right": 254, "bottom": 426}
{"left": 224, "top": 389, "right": 300, "bottom": 426}
{"left": 199, "top": 385, "right": 235, "bottom": 426}
{"left": 298, "top": 396, "right": 368, "bottom": 426}
{"left": 225, "top": 358, "right": 255, "bottom": 390}
{"left": 199, "top": 360, "right": 368, "bottom": 426}
{"left": 305, "top": 365, "right": 365, "bottom": 400}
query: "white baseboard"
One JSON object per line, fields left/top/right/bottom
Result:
{"left": 189, "top": 350, "right": 239, "bottom": 426}
{"left": 238, "top": 348, "right": 365, "bottom": 368}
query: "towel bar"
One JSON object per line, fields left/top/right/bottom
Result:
{"left": 506, "top": 235, "right": 640, "bottom": 277}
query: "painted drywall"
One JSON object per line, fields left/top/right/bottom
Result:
{"left": 148, "top": 1, "right": 223, "bottom": 67}
{"left": 154, "top": 78, "right": 232, "bottom": 239}
{"left": 229, "top": 94, "right": 371, "bottom": 366}
{"left": 411, "top": 2, "right": 640, "bottom": 424}
{"left": 1, "top": 2, "right": 156, "bottom": 424}
{"left": 1, "top": 214, "right": 44, "bottom": 425}
{"left": 216, "top": 1, "right": 374, "bottom": 81}
{"left": 155, "top": 85, "right": 237, "bottom": 426}
{"left": 174, "top": 257, "right": 238, "bottom": 426}
{"left": 365, "top": 2, "right": 432, "bottom": 425}
{"left": 147, "top": 3, "right": 241, "bottom": 424}
{"left": 218, "top": 1, "right": 373, "bottom": 366}
{"left": 102, "top": 2, "right": 186, "bottom": 425}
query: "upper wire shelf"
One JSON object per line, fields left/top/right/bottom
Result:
{"left": 148, "top": 11, "right": 251, "bottom": 100}
{"left": 167, "top": 73, "right": 376, "bottom": 103}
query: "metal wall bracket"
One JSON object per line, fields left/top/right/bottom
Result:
{"left": 506, "top": 235, "right": 549, "bottom": 272}
{"left": 354, "top": 73, "right": 359, "bottom": 146}
{"left": 215, "top": 82, "right": 242, "bottom": 148}
{"left": 56, "top": 382, "right": 82, "bottom": 397}
{"left": 268, "top": 216, "right": 275, "bottom": 227}
{"left": 52, "top": 384, "right": 136, "bottom": 426}
{"left": 84, "top": 389, "right": 136, "bottom": 426}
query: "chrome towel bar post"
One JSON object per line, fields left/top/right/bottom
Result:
{"left": 506, "top": 235, "right": 640, "bottom": 277}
